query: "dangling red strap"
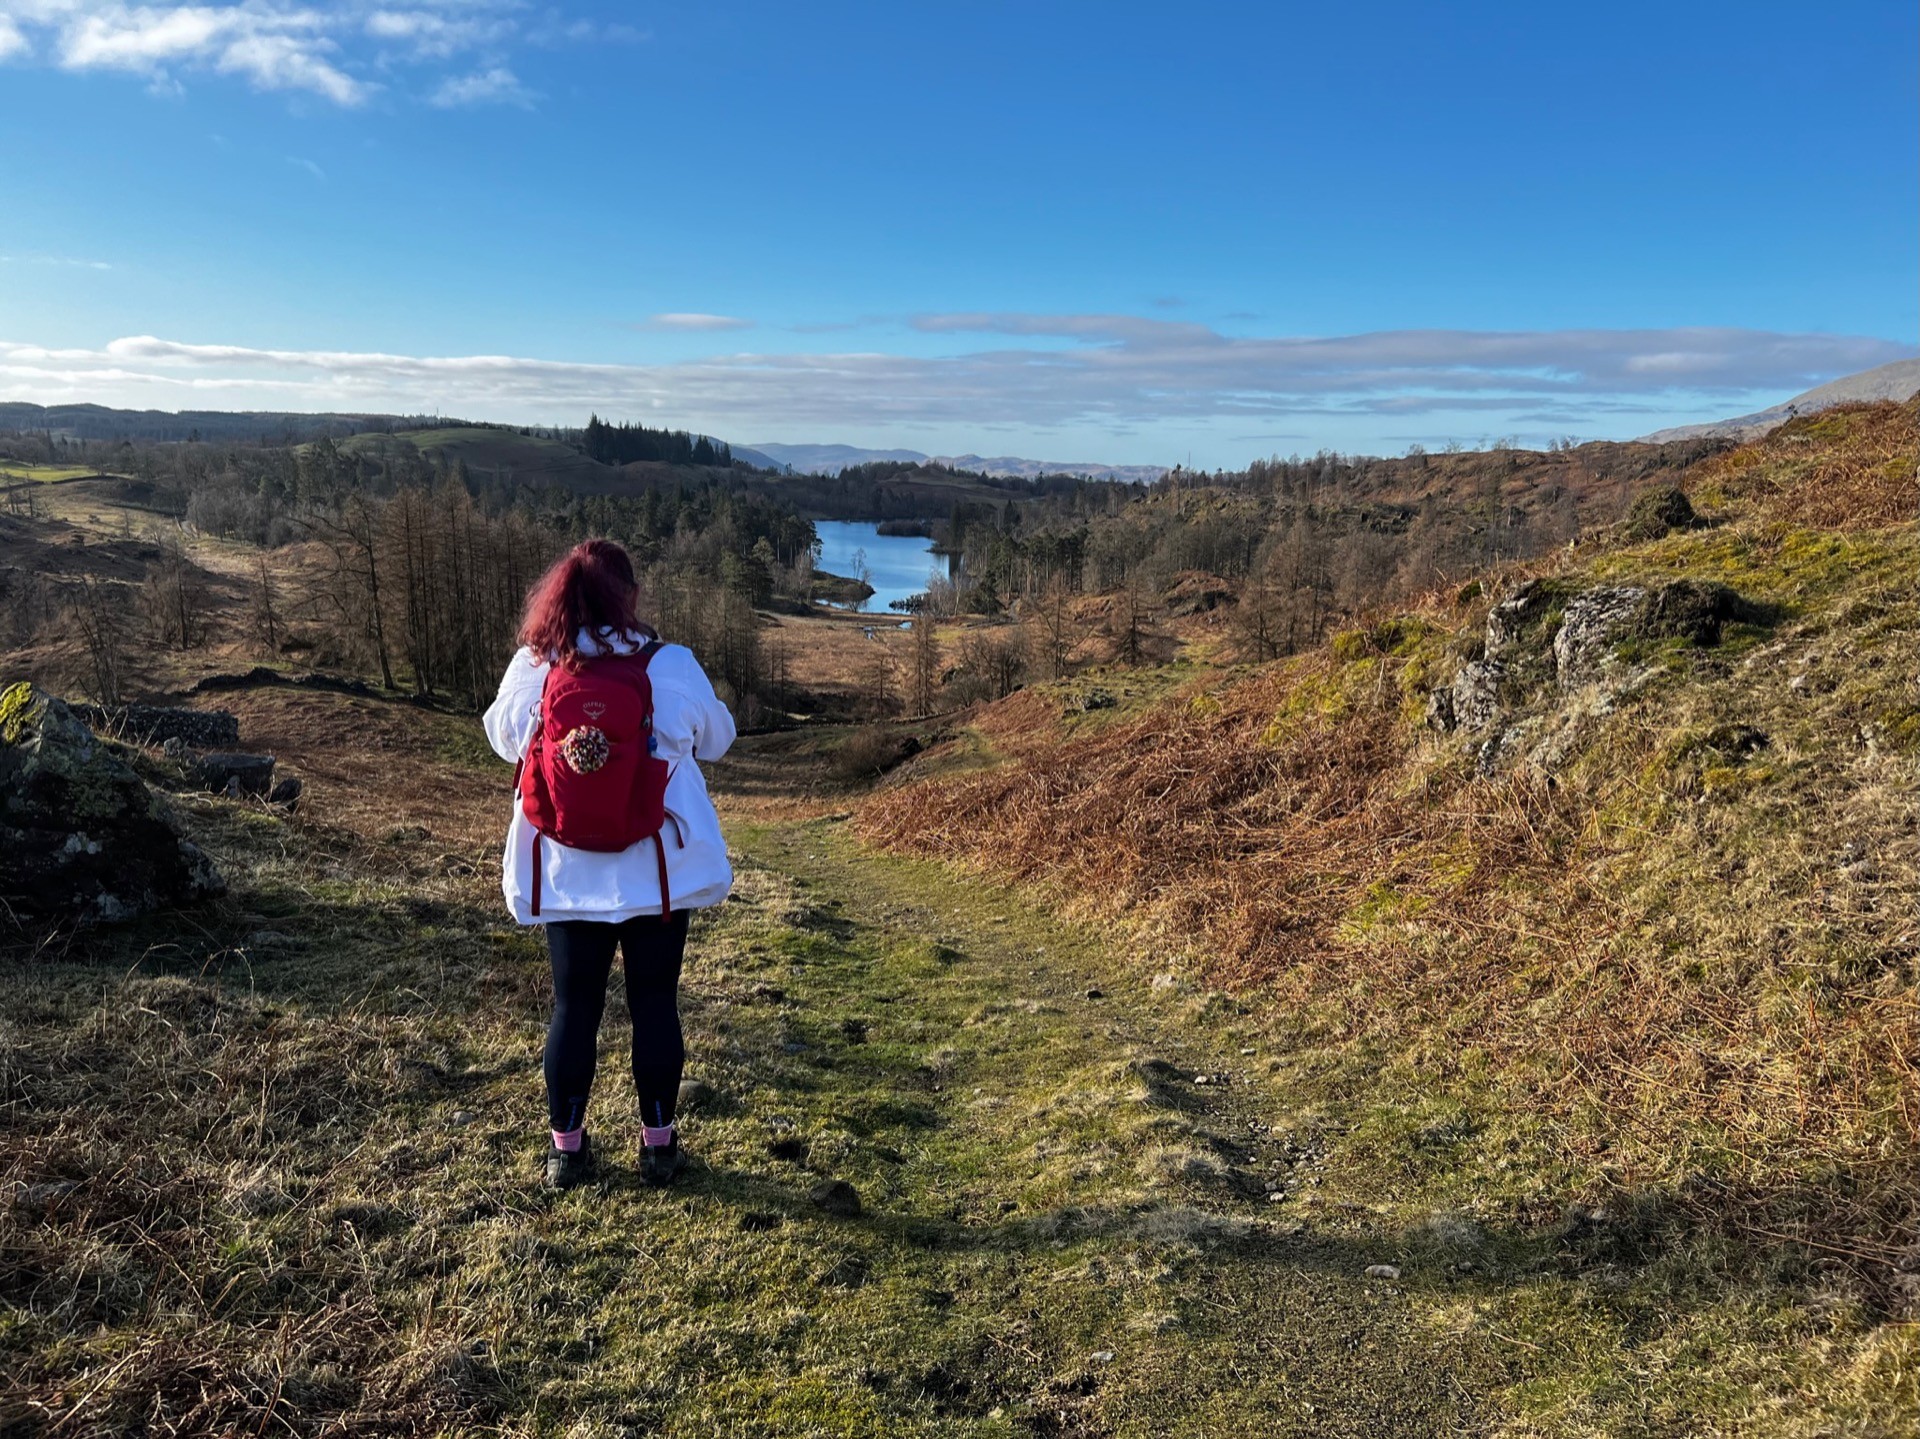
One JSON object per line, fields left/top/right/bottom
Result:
{"left": 654, "top": 832, "right": 672, "bottom": 921}
{"left": 530, "top": 832, "right": 543, "bottom": 917}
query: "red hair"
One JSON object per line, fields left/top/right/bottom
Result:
{"left": 518, "top": 539, "right": 656, "bottom": 670}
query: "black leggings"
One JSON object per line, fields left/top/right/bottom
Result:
{"left": 544, "top": 910, "right": 691, "bottom": 1134}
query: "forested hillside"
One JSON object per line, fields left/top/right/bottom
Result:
{"left": 1, "top": 423, "right": 816, "bottom": 722}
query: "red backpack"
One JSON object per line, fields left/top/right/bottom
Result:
{"left": 517, "top": 640, "right": 680, "bottom": 917}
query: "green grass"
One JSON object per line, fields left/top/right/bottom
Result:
{"left": 0, "top": 463, "right": 101, "bottom": 483}
{"left": 7, "top": 772, "right": 1913, "bottom": 1435}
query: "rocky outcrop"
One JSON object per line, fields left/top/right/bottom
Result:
{"left": 71, "top": 703, "right": 240, "bottom": 750}
{"left": 1449, "top": 660, "right": 1505, "bottom": 731}
{"left": 1431, "top": 578, "right": 1767, "bottom": 765}
{"left": 0, "top": 683, "right": 224, "bottom": 926}
{"left": 1484, "top": 581, "right": 1560, "bottom": 659}
{"left": 1552, "top": 586, "right": 1647, "bottom": 689}
{"left": 192, "top": 667, "right": 377, "bottom": 699}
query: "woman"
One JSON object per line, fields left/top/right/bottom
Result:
{"left": 483, "top": 539, "right": 736, "bottom": 1190}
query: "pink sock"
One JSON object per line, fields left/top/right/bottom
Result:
{"left": 643, "top": 1123, "right": 675, "bottom": 1149}
{"left": 551, "top": 1127, "right": 584, "bottom": 1152}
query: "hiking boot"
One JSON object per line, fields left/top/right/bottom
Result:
{"left": 639, "top": 1139, "right": 687, "bottom": 1188}
{"left": 545, "top": 1132, "right": 595, "bottom": 1190}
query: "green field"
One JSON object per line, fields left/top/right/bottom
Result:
{"left": 0, "top": 463, "right": 104, "bottom": 483}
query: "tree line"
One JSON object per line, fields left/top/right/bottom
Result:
{"left": 580, "top": 417, "right": 733, "bottom": 469}
{"left": 919, "top": 437, "right": 1719, "bottom": 663}
{"left": 6, "top": 427, "right": 817, "bottom": 723}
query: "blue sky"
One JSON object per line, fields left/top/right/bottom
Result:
{"left": 1, "top": 1, "right": 1914, "bottom": 468}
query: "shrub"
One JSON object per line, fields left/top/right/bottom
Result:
{"left": 1624, "top": 485, "right": 1696, "bottom": 540}
{"left": 829, "top": 725, "right": 920, "bottom": 783}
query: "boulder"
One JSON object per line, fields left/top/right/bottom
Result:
{"left": 1554, "top": 580, "right": 1753, "bottom": 689}
{"left": 1552, "top": 586, "right": 1647, "bottom": 688}
{"left": 198, "top": 752, "right": 276, "bottom": 796}
{"left": 1483, "top": 580, "right": 1558, "bottom": 659}
{"left": 1624, "top": 486, "right": 1696, "bottom": 541}
{"left": 0, "top": 683, "right": 224, "bottom": 926}
{"left": 1449, "top": 660, "right": 1505, "bottom": 731}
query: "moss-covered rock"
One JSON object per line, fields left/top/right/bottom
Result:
{"left": 1631, "top": 578, "right": 1752, "bottom": 647}
{"left": 1624, "top": 485, "right": 1696, "bottom": 540}
{"left": 0, "top": 683, "right": 224, "bottom": 927}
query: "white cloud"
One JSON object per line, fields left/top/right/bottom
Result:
{"left": 365, "top": 8, "right": 510, "bottom": 60}
{"left": 0, "top": 324, "right": 1910, "bottom": 450}
{"left": 285, "top": 154, "right": 324, "bottom": 180}
{"left": 35, "top": 2, "right": 370, "bottom": 103}
{"left": 428, "top": 63, "right": 533, "bottom": 108}
{"left": 0, "top": 252, "right": 113, "bottom": 270}
{"left": 218, "top": 32, "right": 365, "bottom": 104}
{"left": 646, "top": 313, "right": 755, "bottom": 332}
{"left": 0, "top": 2, "right": 578, "bottom": 107}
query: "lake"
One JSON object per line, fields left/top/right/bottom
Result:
{"left": 812, "top": 519, "right": 949, "bottom": 612}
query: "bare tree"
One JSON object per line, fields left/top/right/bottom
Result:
{"left": 146, "top": 534, "right": 210, "bottom": 650}
{"left": 1024, "top": 577, "right": 1080, "bottom": 680}
{"left": 305, "top": 494, "right": 396, "bottom": 689}
{"left": 956, "top": 627, "right": 1025, "bottom": 702}
{"left": 1111, "top": 571, "right": 1159, "bottom": 667}
{"left": 858, "top": 643, "right": 897, "bottom": 719}
{"left": 850, "top": 546, "right": 873, "bottom": 614}
{"left": 909, "top": 615, "right": 940, "bottom": 716}
{"left": 251, "top": 554, "right": 281, "bottom": 654}
{"left": 71, "top": 577, "right": 127, "bottom": 704}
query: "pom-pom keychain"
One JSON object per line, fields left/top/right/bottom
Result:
{"left": 559, "top": 724, "right": 610, "bottom": 774}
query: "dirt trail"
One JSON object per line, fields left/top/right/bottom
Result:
{"left": 698, "top": 814, "right": 1505, "bottom": 1436}
{"left": 0, "top": 693, "right": 1569, "bottom": 1436}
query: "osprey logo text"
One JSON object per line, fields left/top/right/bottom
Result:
{"left": 582, "top": 701, "right": 608, "bottom": 720}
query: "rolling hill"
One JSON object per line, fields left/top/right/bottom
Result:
{"left": 1640, "top": 358, "right": 1920, "bottom": 442}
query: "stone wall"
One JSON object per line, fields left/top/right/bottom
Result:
{"left": 71, "top": 703, "right": 240, "bottom": 750}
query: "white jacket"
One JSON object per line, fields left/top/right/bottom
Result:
{"left": 482, "top": 629, "right": 736, "bottom": 924}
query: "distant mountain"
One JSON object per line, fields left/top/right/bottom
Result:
{"left": 1638, "top": 359, "right": 1920, "bottom": 442}
{"left": 749, "top": 443, "right": 936, "bottom": 474}
{"left": 726, "top": 444, "right": 795, "bottom": 474}
{"left": 937, "top": 453, "right": 1170, "bottom": 484}
{"left": 0, "top": 401, "right": 444, "bottom": 444}
{"left": 750, "top": 441, "right": 1166, "bottom": 482}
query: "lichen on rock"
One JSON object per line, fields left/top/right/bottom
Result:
{"left": 1553, "top": 585, "right": 1648, "bottom": 689}
{"left": 0, "top": 683, "right": 224, "bottom": 927}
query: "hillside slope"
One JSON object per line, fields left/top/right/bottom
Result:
{"left": 860, "top": 401, "right": 1919, "bottom": 1424}
{"left": 1641, "top": 359, "right": 1920, "bottom": 442}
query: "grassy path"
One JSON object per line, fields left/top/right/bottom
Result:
{"left": 8, "top": 693, "right": 1901, "bottom": 1435}
{"left": 2, "top": 799, "right": 1497, "bottom": 1439}
{"left": 593, "top": 816, "right": 1501, "bottom": 1436}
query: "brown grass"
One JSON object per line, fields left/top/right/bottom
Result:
{"left": 857, "top": 404, "right": 1920, "bottom": 1295}
{"left": 1691, "top": 399, "right": 1919, "bottom": 529}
